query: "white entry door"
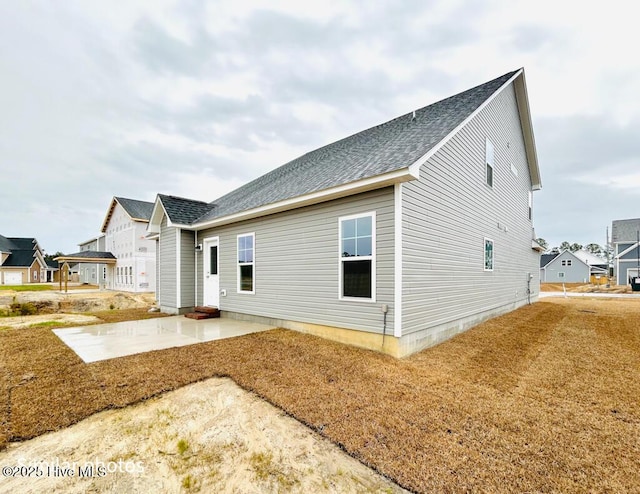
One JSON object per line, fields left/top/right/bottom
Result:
{"left": 203, "top": 237, "right": 220, "bottom": 307}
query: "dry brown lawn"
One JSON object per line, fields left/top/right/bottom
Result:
{"left": 1, "top": 298, "right": 639, "bottom": 493}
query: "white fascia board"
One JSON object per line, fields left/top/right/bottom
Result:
{"left": 513, "top": 69, "right": 542, "bottom": 191}
{"left": 147, "top": 197, "right": 169, "bottom": 234}
{"left": 615, "top": 241, "right": 640, "bottom": 259}
{"left": 100, "top": 197, "right": 118, "bottom": 233}
{"left": 407, "top": 69, "right": 542, "bottom": 193}
{"left": 177, "top": 168, "right": 416, "bottom": 232}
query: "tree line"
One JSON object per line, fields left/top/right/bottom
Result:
{"left": 535, "top": 239, "right": 611, "bottom": 258}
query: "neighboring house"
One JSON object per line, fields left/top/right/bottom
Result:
{"left": 45, "top": 260, "right": 60, "bottom": 283}
{"left": 100, "top": 197, "right": 156, "bottom": 293}
{"left": 148, "top": 68, "right": 542, "bottom": 357}
{"left": 611, "top": 218, "right": 640, "bottom": 285}
{"left": 0, "top": 234, "right": 48, "bottom": 285}
{"left": 573, "top": 250, "right": 609, "bottom": 280}
{"left": 77, "top": 234, "right": 107, "bottom": 285}
{"left": 540, "top": 250, "right": 592, "bottom": 283}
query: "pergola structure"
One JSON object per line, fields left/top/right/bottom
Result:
{"left": 54, "top": 251, "right": 117, "bottom": 292}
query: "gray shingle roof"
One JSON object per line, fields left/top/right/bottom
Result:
{"left": 540, "top": 253, "right": 559, "bottom": 268}
{"left": 116, "top": 197, "right": 154, "bottom": 221}
{"left": 57, "top": 251, "right": 117, "bottom": 260}
{"left": 158, "top": 195, "right": 213, "bottom": 225}
{"left": 612, "top": 218, "right": 640, "bottom": 243}
{"left": 192, "top": 70, "right": 519, "bottom": 224}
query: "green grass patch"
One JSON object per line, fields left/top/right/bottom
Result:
{"left": 0, "top": 284, "right": 52, "bottom": 292}
{"left": 27, "top": 321, "right": 63, "bottom": 329}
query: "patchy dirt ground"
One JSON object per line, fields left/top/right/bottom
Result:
{"left": 540, "top": 282, "right": 631, "bottom": 293}
{"left": 0, "top": 378, "right": 406, "bottom": 494}
{"left": 1, "top": 297, "right": 639, "bottom": 492}
{"left": 0, "top": 289, "right": 156, "bottom": 314}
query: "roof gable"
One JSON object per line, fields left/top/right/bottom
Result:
{"left": 101, "top": 197, "right": 154, "bottom": 232}
{"left": 544, "top": 250, "right": 589, "bottom": 269}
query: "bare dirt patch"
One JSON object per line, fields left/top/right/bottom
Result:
{"left": 1, "top": 298, "right": 639, "bottom": 492}
{"left": 540, "top": 282, "right": 631, "bottom": 293}
{"left": 0, "top": 289, "right": 156, "bottom": 314}
{"left": 0, "top": 379, "right": 406, "bottom": 493}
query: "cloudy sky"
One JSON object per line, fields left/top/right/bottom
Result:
{"left": 1, "top": 0, "right": 638, "bottom": 254}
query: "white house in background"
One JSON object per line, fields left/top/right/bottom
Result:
{"left": 100, "top": 197, "right": 156, "bottom": 293}
{"left": 77, "top": 234, "right": 107, "bottom": 285}
{"left": 612, "top": 218, "right": 640, "bottom": 285}
{"left": 149, "top": 68, "right": 543, "bottom": 357}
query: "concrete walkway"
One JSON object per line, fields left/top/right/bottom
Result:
{"left": 53, "top": 316, "right": 275, "bottom": 363}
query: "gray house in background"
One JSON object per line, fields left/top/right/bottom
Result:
{"left": 77, "top": 234, "right": 107, "bottom": 285}
{"left": 148, "top": 68, "right": 542, "bottom": 357}
{"left": 612, "top": 218, "right": 640, "bottom": 285}
{"left": 540, "top": 250, "right": 591, "bottom": 283}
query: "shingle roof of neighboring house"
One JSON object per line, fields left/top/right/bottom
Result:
{"left": 194, "top": 70, "right": 521, "bottom": 224}
{"left": 0, "top": 234, "right": 17, "bottom": 252}
{"left": 573, "top": 250, "right": 608, "bottom": 266}
{"left": 2, "top": 250, "right": 36, "bottom": 267}
{"left": 157, "top": 195, "right": 213, "bottom": 225}
{"left": 116, "top": 197, "right": 154, "bottom": 221}
{"left": 0, "top": 237, "right": 42, "bottom": 268}
{"left": 612, "top": 218, "right": 640, "bottom": 243}
{"left": 540, "top": 253, "right": 559, "bottom": 268}
{"left": 55, "top": 251, "right": 117, "bottom": 261}
{"left": 6, "top": 237, "right": 36, "bottom": 249}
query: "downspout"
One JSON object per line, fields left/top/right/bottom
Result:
{"left": 195, "top": 231, "right": 198, "bottom": 308}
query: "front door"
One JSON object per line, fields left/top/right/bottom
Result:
{"left": 203, "top": 237, "right": 220, "bottom": 307}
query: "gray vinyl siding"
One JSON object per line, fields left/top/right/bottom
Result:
{"left": 159, "top": 216, "right": 177, "bottom": 308}
{"left": 618, "top": 245, "right": 640, "bottom": 260}
{"left": 542, "top": 252, "right": 590, "bottom": 283}
{"left": 196, "top": 188, "right": 395, "bottom": 334}
{"left": 180, "top": 230, "right": 196, "bottom": 307}
{"left": 402, "top": 82, "right": 540, "bottom": 335}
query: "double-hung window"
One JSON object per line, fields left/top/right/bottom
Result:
{"left": 237, "top": 233, "right": 255, "bottom": 293}
{"left": 339, "top": 212, "right": 375, "bottom": 300}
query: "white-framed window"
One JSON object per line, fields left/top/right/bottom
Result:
{"left": 339, "top": 212, "right": 376, "bottom": 301}
{"left": 558, "top": 272, "right": 565, "bottom": 279}
{"left": 102, "top": 267, "right": 106, "bottom": 281}
{"left": 129, "top": 266, "right": 133, "bottom": 285}
{"left": 561, "top": 259, "right": 572, "bottom": 267}
{"left": 485, "top": 138, "right": 494, "bottom": 188}
{"left": 484, "top": 238, "right": 494, "bottom": 271}
{"left": 528, "top": 191, "right": 533, "bottom": 221}
{"left": 237, "top": 233, "right": 255, "bottom": 294}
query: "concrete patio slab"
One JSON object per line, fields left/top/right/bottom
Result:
{"left": 53, "top": 316, "right": 275, "bottom": 363}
